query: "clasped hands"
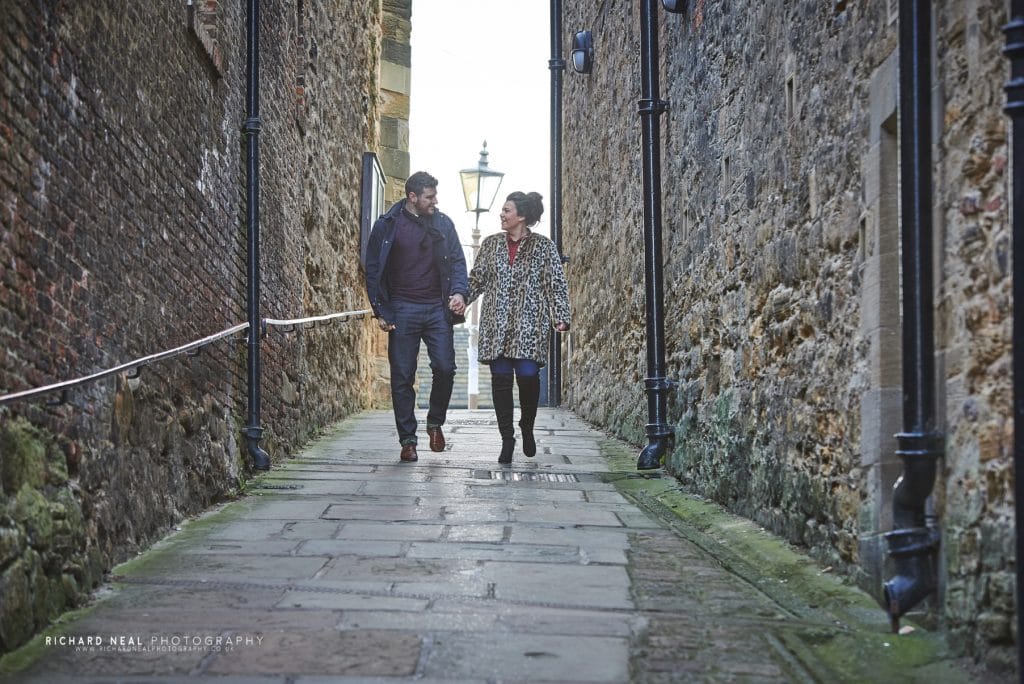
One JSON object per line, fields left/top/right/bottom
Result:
{"left": 445, "top": 294, "right": 568, "bottom": 332}
{"left": 378, "top": 295, "right": 467, "bottom": 331}
{"left": 448, "top": 293, "right": 466, "bottom": 316}
{"left": 379, "top": 295, "right": 565, "bottom": 332}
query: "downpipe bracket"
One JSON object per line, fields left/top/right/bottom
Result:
{"left": 638, "top": 98, "right": 670, "bottom": 115}
{"left": 894, "top": 431, "right": 944, "bottom": 459}
{"left": 1004, "top": 77, "right": 1024, "bottom": 115}
{"left": 644, "top": 376, "right": 678, "bottom": 392}
{"left": 1003, "top": 16, "right": 1024, "bottom": 59}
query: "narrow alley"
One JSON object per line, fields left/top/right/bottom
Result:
{"left": 0, "top": 409, "right": 982, "bottom": 683}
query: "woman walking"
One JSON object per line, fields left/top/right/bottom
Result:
{"left": 457, "top": 191, "right": 570, "bottom": 464}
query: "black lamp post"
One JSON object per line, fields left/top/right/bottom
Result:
{"left": 459, "top": 142, "right": 505, "bottom": 409}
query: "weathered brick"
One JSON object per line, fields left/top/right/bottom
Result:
{"left": 0, "top": 0, "right": 391, "bottom": 652}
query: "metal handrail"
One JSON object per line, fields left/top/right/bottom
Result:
{"left": 0, "top": 322, "right": 250, "bottom": 407}
{"left": 0, "top": 308, "right": 373, "bottom": 408}
{"left": 263, "top": 309, "right": 372, "bottom": 333}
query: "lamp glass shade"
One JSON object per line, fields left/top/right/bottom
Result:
{"left": 459, "top": 168, "right": 504, "bottom": 214}
{"left": 571, "top": 50, "right": 588, "bottom": 73}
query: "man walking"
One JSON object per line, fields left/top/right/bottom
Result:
{"left": 365, "top": 171, "right": 468, "bottom": 462}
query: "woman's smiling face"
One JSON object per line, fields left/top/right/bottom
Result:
{"left": 499, "top": 201, "right": 525, "bottom": 232}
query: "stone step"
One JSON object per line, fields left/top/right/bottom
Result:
{"left": 415, "top": 325, "right": 520, "bottom": 409}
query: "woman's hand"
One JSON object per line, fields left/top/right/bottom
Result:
{"left": 555, "top": 322, "right": 569, "bottom": 332}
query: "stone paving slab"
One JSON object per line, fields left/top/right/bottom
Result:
{"left": 420, "top": 633, "right": 631, "bottom": 682}
{"left": 0, "top": 409, "right": 987, "bottom": 683}
{"left": 123, "top": 554, "right": 330, "bottom": 581}
{"left": 204, "top": 629, "right": 422, "bottom": 678}
{"left": 358, "top": 481, "right": 471, "bottom": 497}
{"left": 277, "top": 591, "right": 431, "bottom": 612}
{"left": 205, "top": 520, "right": 341, "bottom": 541}
{"left": 321, "top": 503, "right": 445, "bottom": 521}
{"left": 297, "top": 539, "right": 409, "bottom": 557}
{"left": 482, "top": 562, "right": 633, "bottom": 610}
{"left": 178, "top": 540, "right": 301, "bottom": 556}
{"left": 334, "top": 521, "right": 448, "bottom": 541}
{"left": 405, "top": 540, "right": 581, "bottom": 563}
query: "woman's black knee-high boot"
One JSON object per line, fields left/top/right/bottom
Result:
{"left": 516, "top": 374, "right": 541, "bottom": 457}
{"left": 492, "top": 373, "right": 516, "bottom": 464}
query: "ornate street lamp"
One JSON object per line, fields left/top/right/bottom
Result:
{"left": 459, "top": 141, "right": 505, "bottom": 409}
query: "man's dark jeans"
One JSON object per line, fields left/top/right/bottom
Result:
{"left": 388, "top": 300, "right": 456, "bottom": 445}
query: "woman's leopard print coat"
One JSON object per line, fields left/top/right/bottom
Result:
{"left": 467, "top": 230, "right": 571, "bottom": 366}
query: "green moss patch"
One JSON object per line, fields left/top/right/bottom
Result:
{"left": 598, "top": 437, "right": 973, "bottom": 682}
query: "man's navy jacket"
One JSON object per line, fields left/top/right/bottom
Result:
{"left": 364, "top": 200, "right": 469, "bottom": 326}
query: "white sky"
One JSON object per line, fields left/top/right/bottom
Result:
{"left": 409, "top": 1, "right": 551, "bottom": 245}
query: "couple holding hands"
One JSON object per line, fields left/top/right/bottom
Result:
{"left": 365, "top": 171, "right": 570, "bottom": 465}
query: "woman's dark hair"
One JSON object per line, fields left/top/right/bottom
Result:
{"left": 506, "top": 191, "right": 544, "bottom": 227}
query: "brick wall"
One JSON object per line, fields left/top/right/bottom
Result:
{"left": 0, "top": 0, "right": 383, "bottom": 652}
{"left": 560, "top": 0, "right": 1013, "bottom": 669}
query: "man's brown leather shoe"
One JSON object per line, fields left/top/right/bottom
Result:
{"left": 426, "top": 426, "right": 445, "bottom": 452}
{"left": 400, "top": 444, "right": 418, "bottom": 462}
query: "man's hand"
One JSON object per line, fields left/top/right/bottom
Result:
{"left": 448, "top": 294, "right": 466, "bottom": 316}
{"left": 378, "top": 319, "right": 395, "bottom": 332}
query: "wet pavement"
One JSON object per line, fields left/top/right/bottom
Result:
{"left": 0, "top": 409, "right": 985, "bottom": 683}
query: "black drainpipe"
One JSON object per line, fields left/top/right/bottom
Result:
{"left": 244, "top": 0, "right": 270, "bottom": 470}
{"left": 548, "top": 0, "right": 565, "bottom": 408}
{"left": 882, "top": 0, "right": 943, "bottom": 631}
{"left": 1002, "top": 2, "right": 1024, "bottom": 678}
{"left": 635, "top": 0, "right": 674, "bottom": 470}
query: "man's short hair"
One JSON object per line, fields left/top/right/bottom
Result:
{"left": 405, "top": 171, "right": 439, "bottom": 197}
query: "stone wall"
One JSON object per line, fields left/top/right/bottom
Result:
{"left": 0, "top": 0, "right": 383, "bottom": 653}
{"left": 380, "top": 0, "right": 412, "bottom": 205}
{"left": 561, "top": 0, "right": 1013, "bottom": 670}
{"left": 934, "top": 4, "right": 1014, "bottom": 664}
{"left": 364, "top": 0, "right": 413, "bottom": 406}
